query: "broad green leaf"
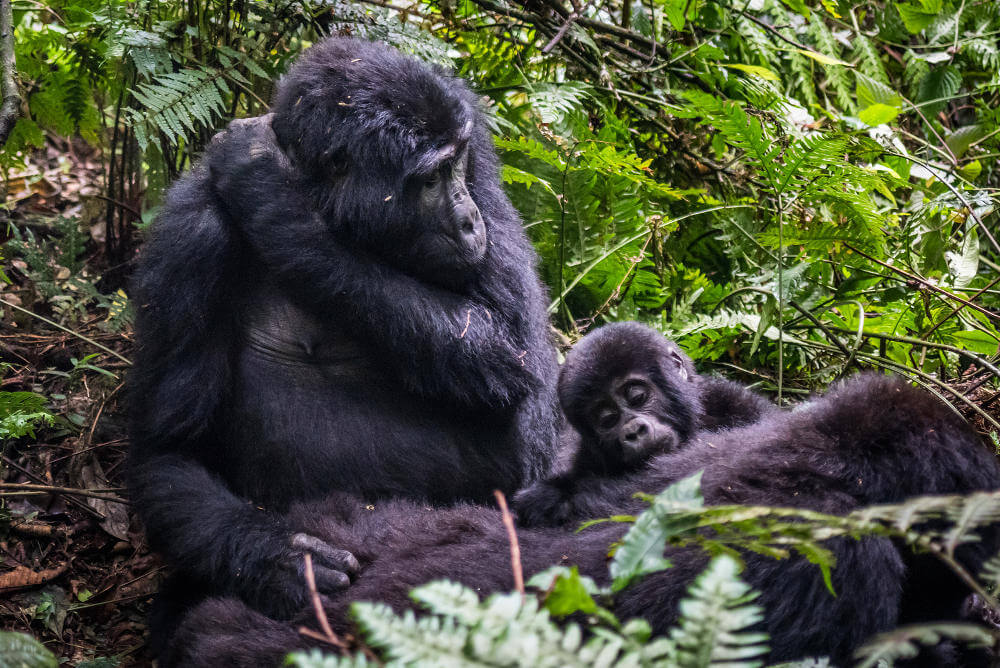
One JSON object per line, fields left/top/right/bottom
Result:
{"left": 897, "top": 0, "right": 942, "bottom": 33}
{"left": 916, "top": 66, "right": 961, "bottom": 115}
{"left": 780, "top": 0, "right": 811, "bottom": 18}
{"left": 950, "top": 330, "right": 999, "bottom": 355}
{"left": 661, "top": 0, "right": 687, "bottom": 31}
{"left": 857, "top": 79, "right": 902, "bottom": 108}
{"left": 859, "top": 103, "right": 901, "bottom": 126}
{"left": 795, "top": 49, "right": 847, "bottom": 66}
{"left": 720, "top": 63, "right": 781, "bottom": 81}
{"left": 946, "top": 229, "right": 979, "bottom": 289}
{"left": 945, "top": 125, "right": 986, "bottom": 159}
{"left": 959, "top": 160, "right": 982, "bottom": 181}
{"left": 541, "top": 567, "right": 599, "bottom": 617}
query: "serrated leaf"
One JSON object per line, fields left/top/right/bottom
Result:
{"left": 916, "top": 65, "right": 961, "bottom": 115}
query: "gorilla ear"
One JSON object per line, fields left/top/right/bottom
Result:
{"left": 668, "top": 349, "right": 689, "bottom": 381}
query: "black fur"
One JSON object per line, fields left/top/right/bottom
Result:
{"left": 170, "top": 326, "right": 1000, "bottom": 666}
{"left": 128, "top": 36, "right": 558, "bottom": 651}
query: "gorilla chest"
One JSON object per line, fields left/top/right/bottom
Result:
{"left": 223, "top": 292, "right": 520, "bottom": 505}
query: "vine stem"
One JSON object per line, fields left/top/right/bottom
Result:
{"left": 0, "top": 298, "right": 131, "bottom": 365}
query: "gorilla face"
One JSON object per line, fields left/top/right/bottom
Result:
{"left": 267, "top": 40, "right": 491, "bottom": 290}
{"left": 558, "top": 322, "right": 704, "bottom": 475}
{"left": 407, "top": 140, "right": 487, "bottom": 279}
{"left": 587, "top": 373, "right": 682, "bottom": 466}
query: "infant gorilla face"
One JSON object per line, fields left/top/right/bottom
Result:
{"left": 588, "top": 373, "right": 681, "bottom": 465}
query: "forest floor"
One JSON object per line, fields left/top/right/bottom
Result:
{"left": 4, "top": 142, "right": 1000, "bottom": 667}
{"left": 2, "top": 140, "right": 153, "bottom": 667}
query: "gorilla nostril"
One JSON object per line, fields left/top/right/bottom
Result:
{"left": 461, "top": 220, "right": 475, "bottom": 234}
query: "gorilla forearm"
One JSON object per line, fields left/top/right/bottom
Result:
{"left": 207, "top": 124, "right": 543, "bottom": 409}
{"left": 131, "top": 453, "right": 358, "bottom": 617}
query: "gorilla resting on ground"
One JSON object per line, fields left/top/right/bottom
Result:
{"left": 171, "top": 324, "right": 1000, "bottom": 666}
{"left": 128, "top": 37, "right": 559, "bottom": 648}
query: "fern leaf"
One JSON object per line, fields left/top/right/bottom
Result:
{"left": 668, "top": 555, "right": 769, "bottom": 667}
{"left": 855, "top": 623, "right": 994, "bottom": 668}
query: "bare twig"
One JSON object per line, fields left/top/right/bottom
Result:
{"left": 0, "top": 0, "right": 20, "bottom": 147}
{"left": 542, "top": 0, "right": 593, "bottom": 53}
{"left": 302, "top": 554, "right": 348, "bottom": 651}
{"left": 493, "top": 489, "right": 525, "bottom": 596}
{"left": 0, "top": 482, "right": 127, "bottom": 504}
{"left": 0, "top": 298, "right": 131, "bottom": 364}
{"left": 843, "top": 245, "right": 1000, "bottom": 324}
{"left": 1, "top": 454, "right": 104, "bottom": 518}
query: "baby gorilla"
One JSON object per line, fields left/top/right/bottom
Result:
{"left": 171, "top": 325, "right": 1000, "bottom": 666}
{"left": 515, "top": 322, "right": 775, "bottom": 527}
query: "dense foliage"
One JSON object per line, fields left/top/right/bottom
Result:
{"left": 3, "top": 0, "right": 1000, "bottom": 664}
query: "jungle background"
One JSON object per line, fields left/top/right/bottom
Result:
{"left": 2, "top": 0, "right": 1000, "bottom": 665}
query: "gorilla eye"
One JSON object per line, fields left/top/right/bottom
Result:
{"left": 596, "top": 407, "right": 619, "bottom": 430}
{"left": 423, "top": 173, "right": 440, "bottom": 189}
{"left": 624, "top": 383, "right": 648, "bottom": 407}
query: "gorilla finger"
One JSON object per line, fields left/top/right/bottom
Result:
{"left": 290, "top": 533, "right": 360, "bottom": 574}
{"left": 309, "top": 565, "right": 351, "bottom": 593}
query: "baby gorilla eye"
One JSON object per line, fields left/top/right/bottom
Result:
{"left": 596, "top": 406, "right": 619, "bottom": 430}
{"left": 624, "top": 382, "right": 648, "bottom": 407}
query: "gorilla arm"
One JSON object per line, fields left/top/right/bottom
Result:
{"left": 130, "top": 155, "right": 359, "bottom": 618}
{"left": 208, "top": 118, "right": 546, "bottom": 411}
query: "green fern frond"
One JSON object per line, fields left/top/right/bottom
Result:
{"left": 806, "top": 16, "right": 854, "bottom": 110}
{"left": 126, "top": 66, "right": 230, "bottom": 152}
{"left": 668, "top": 555, "right": 769, "bottom": 668}
{"left": 851, "top": 34, "right": 889, "bottom": 85}
{"left": 855, "top": 623, "right": 995, "bottom": 668}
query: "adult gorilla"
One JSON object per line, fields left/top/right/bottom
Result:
{"left": 129, "top": 37, "right": 559, "bottom": 646}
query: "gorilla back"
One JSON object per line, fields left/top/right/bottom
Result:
{"left": 129, "top": 37, "right": 558, "bottom": 623}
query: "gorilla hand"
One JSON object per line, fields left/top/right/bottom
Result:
{"left": 288, "top": 533, "right": 359, "bottom": 594}
{"left": 206, "top": 114, "right": 295, "bottom": 226}
{"left": 241, "top": 528, "right": 360, "bottom": 618}
{"left": 513, "top": 479, "right": 574, "bottom": 528}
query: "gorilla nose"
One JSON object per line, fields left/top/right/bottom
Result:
{"left": 621, "top": 418, "right": 651, "bottom": 447}
{"left": 455, "top": 207, "right": 486, "bottom": 256}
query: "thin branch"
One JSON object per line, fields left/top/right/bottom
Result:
{"left": 493, "top": 489, "right": 525, "bottom": 596}
{"left": 0, "top": 482, "right": 128, "bottom": 504}
{"left": 542, "top": 0, "right": 593, "bottom": 53}
{"left": 301, "top": 553, "right": 349, "bottom": 651}
{"left": 0, "top": 298, "right": 132, "bottom": 365}
{"left": 843, "top": 246, "right": 1000, "bottom": 324}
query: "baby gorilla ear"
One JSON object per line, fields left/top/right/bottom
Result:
{"left": 664, "top": 343, "right": 696, "bottom": 384}
{"left": 669, "top": 349, "right": 689, "bottom": 381}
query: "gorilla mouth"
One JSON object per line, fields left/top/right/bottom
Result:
{"left": 621, "top": 431, "right": 678, "bottom": 465}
